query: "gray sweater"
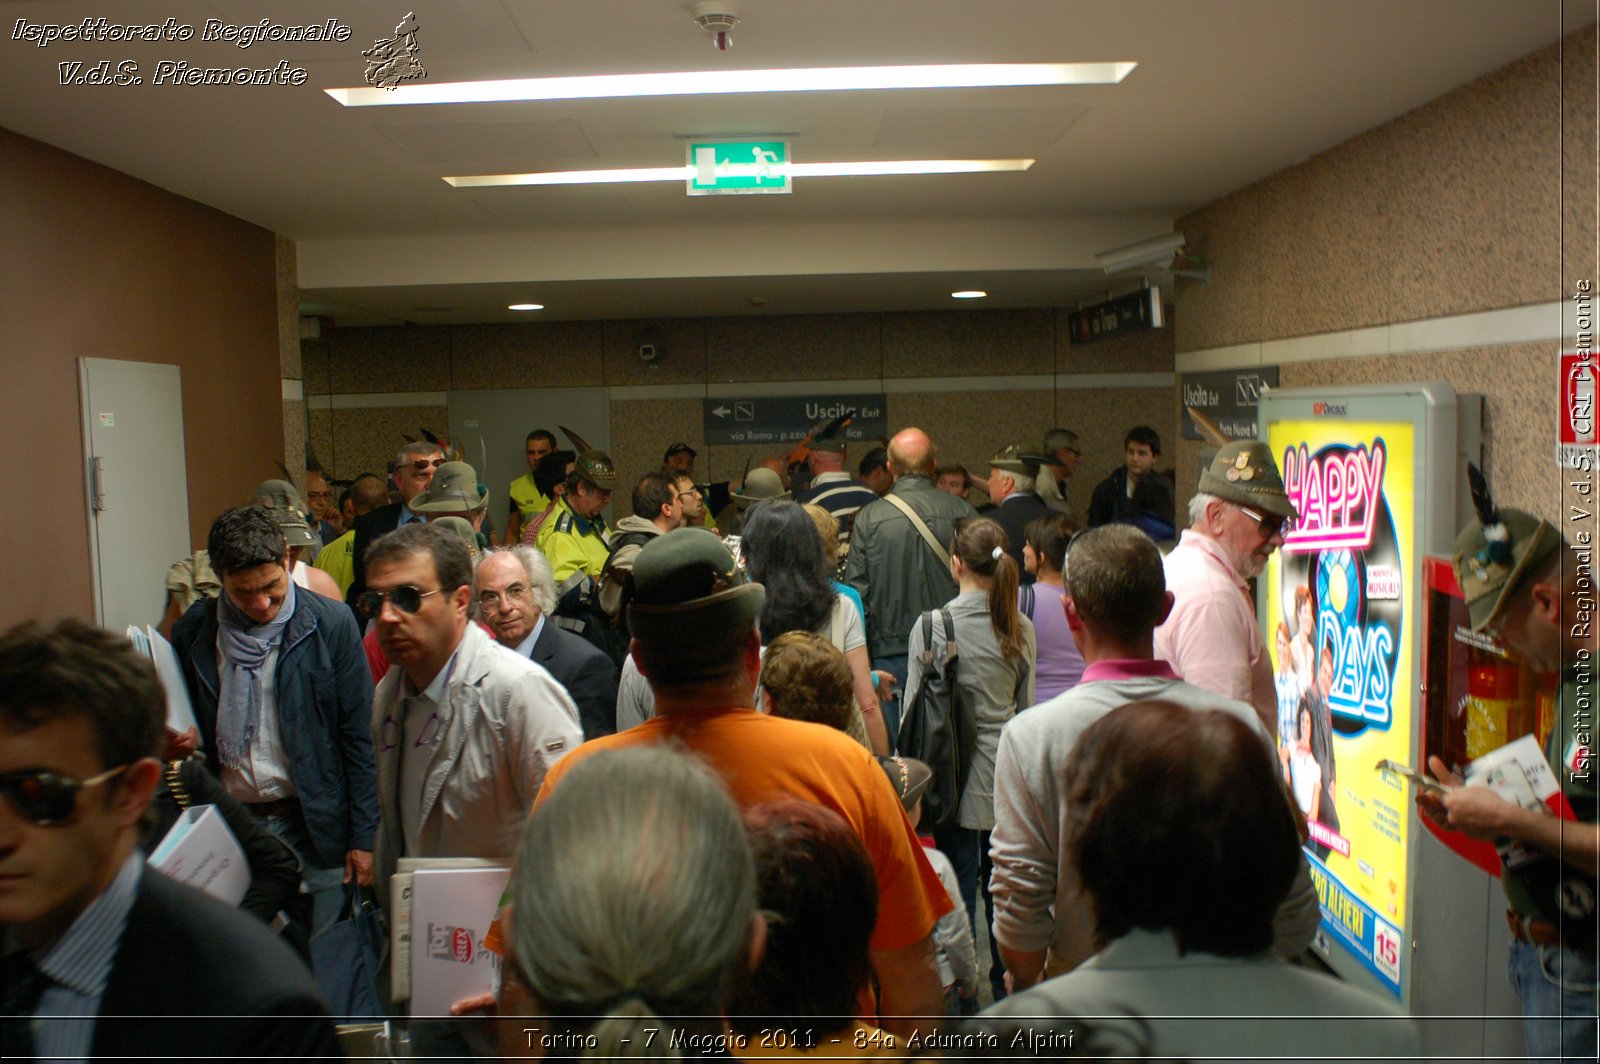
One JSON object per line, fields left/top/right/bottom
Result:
{"left": 988, "top": 665, "right": 1321, "bottom": 975}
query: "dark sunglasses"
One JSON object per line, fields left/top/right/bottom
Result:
{"left": 1236, "top": 504, "right": 1295, "bottom": 538}
{"left": 0, "top": 765, "right": 130, "bottom": 826}
{"left": 405, "top": 457, "right": 447, "bottom": 474}
{"left": 358, "top": 585, "right": 443, "bottom": 617}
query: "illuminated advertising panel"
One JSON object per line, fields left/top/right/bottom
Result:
{"left": 1265, "top": 417, "right": 1416, "bottom": 998}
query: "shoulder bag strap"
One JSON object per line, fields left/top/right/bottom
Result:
{"left": 883, "top": 492, "right": 951, "bottom": 567}
{"left": 1020, "top": 583, "right": 1035, "bottom": 620}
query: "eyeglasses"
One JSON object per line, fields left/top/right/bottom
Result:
{"left": 1235, "top": 504, "right": 1295, "bottom": 538}
{"left": 405, "top": 458, "right": 446, "bottom": 475}
{"left": 477, "top": 583, "right": 529, "bottom": 610}
{"left": 357, "top": 585, "right": 444, "bottom": 617}
{"left": 0, "top": 765, "right": 130, "bottom": 826}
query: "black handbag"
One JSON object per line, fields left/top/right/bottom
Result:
{"left": 309, "top": 883, "right": 386, "bottom": 1022}
{"left": 896, "top": 609, "right": 976, "bottom": 831}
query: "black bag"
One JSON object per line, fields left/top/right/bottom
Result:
{"left": 309, "top": 883, "right": 386, "bottom": 1022}
{"left": 896, "top": 609, "right": 976, "bottom": 832}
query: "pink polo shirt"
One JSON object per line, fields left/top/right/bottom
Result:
{"left": 1153, "top": 530, "right": 1277, "bottom": 740}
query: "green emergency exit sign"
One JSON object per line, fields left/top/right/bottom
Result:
{"left": 686, "top": 140, "right": 791, "bottom": 196}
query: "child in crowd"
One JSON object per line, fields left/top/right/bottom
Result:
{"left": 877, "top": 754, "right": 978, "bottom": 1015}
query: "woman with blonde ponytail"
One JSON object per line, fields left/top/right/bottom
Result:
{"left": 500, "top": 745, "right": 762, "bottom": 1060}
{"left": 904, "top": 516, "right": 1035, "bottom": 1004}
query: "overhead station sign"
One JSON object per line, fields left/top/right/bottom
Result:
{"left": 702, "top": 394, "right": 887, "bottom": 445}
{"left": 686, "top": 140, "right": 791, "bottom": 196}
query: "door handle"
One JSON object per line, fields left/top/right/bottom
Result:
{"left": 90, "top": 456, "right": 107, "bottom": 511}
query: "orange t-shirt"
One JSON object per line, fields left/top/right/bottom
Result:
{"left": 536, "top": 708, "right": 951, "bottom": 951}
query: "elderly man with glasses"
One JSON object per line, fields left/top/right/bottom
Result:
{"left": 475, "top": 546, "right": 619, "bottom": 740}
{"left": 1154, "top": 440, "right": 1300, "bottom": 740}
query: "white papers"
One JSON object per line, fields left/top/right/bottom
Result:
{"left": 406, "top": 865, "right": 509, "bottom": 1017}
{"left": 1465, "top": 734, "right": 1569, "bottom": 869}
{"left": 125, "top": 624, "right": 199, "bottom": 737}
{"left": 389, "top": 857, "right": 506, "bottom": 1003}
{"left": 147, "top": 804, "right": 250, "bottom": 905}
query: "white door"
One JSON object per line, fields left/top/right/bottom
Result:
{"left": 80, "top": 358, "right": 191, "bottom": 630}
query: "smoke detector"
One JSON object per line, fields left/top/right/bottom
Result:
{"left": 692, "top": 2, "right": 739, "bottom": 51}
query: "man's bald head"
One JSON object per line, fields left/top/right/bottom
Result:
{"left": 888, "top": 428, "right": 935, "bottom": 478}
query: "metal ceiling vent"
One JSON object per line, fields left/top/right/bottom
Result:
{"left": 691, "top": 2, "right": 740, "bottom": 50}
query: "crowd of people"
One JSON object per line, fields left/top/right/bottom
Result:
{"left": 0, "top": 414, "right": 1592, "bottom": 1062}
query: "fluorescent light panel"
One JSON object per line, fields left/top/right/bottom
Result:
{"left": 326, "top": 62, "right": 1134, "bottom": 107}
{"left": 446, "top": 158, "right": 1034, "bottom": 188}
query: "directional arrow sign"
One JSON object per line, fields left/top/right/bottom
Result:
{"left": 702, "top": 395, "right": 886, "bottom": 445}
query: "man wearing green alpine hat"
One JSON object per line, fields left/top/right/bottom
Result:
{"left": 533, "top": 527, "right": 952, "bottom": 1036}
{"left": 1417, "top": 472, "right": 1596, "bottom": 1062}
{"left": 1156, "top": 439, "right": 1300, "bottom": 739}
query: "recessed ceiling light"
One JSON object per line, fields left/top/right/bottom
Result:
{"left": 448, "top": 158, "right": 1033, "bottom": 188}
{"left": 951, "top": 290, "right": 988, "bottom": 299}
{"left": 326, "top": 62, "right": 1135, "bottom": 108}
{"left": 508, "top": 303, "right": 545, "bottom": 311}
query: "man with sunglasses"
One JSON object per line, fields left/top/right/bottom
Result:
{"left": 171, "top": 506, "right": 377, "bottom": 936}
{"left": 1154, "top": 440, "right": 1300, "bottom": 740}
{"left": 364, "top": 523, "right": 583, "bottom": 1054}
{"left": 0, "top": 619, "right": 338, "bottom": 1059}
{"left": 346, "top": 440, "right": 446, "bottom": 611}
{"left": 365, "top": 523, "right": 582, "bottom": 906}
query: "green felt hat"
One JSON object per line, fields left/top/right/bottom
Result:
{"left": 627, "top": 527, "right": 765, "bottom": 645}
{"left": 1197, "top": 440, "right": 1297, "bottom": 520}
{"left": 1453, "top": 509, "right": 1562, "bottom": 632}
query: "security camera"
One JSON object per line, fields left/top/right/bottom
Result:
{"left": 1094, "top": 233, "right": 1188, "bottom": 273}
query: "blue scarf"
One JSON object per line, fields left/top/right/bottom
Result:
{"left": 216, "top": 576, "right": 297, "bottom": 771}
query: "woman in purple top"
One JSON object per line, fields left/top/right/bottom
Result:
{"left": 1020, "top": 514, "right": 1086, "bottom": 705}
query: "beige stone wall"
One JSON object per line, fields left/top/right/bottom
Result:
{"left": 1169, "top": 27, "right": 1595, "bottom": 521}
{"left": 303, "top": 307, "right": 1178, "bottom": 525}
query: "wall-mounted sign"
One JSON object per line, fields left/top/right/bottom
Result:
{"left": 1066, "top": 287, "right": 1163, "bottom": 345}
{"left": 1559, "top": 351, "right": 1597, "bottom": 468}
{"left": 702, "top": 394, "right": 886, "bottom": 446}
{"left": 1180, "top": 366, "right": 1280, "bottom": 440}
{"left": 686, "top": 140, "right": 791, "bottom": 196}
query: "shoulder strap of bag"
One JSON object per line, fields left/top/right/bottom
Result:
{"left": 919, "top": 609, "right": 935, "bottom": 666}
{"left": 1020, "top": 583, "right": 1035, "bottom": 620}
{"left": 883, "top": 492, "right": 950, "bottom": 566}
{"left": 940, "top": 608, "right": 957, "bottom": 659}
{"left": 830, "top": 596, "right": 845, "bottom": 648}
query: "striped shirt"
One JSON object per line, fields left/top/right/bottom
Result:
{"left": 15, "top": 850, "right": 143, "bottom": 1061}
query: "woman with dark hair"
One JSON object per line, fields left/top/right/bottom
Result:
{"left": 979, "top": 701, "right": 1416, "bottom": 1060}
{"left": 729, "top": 800, "right": 900, "bottom": 1055}
{"left": 905, "top": 515, "right": 1035, "bottom": 1001}
{"left": 1020, "top": 513, "right": 1084, "bottom": 704}
{"left": 741, "top": 499, "right": 887, "bottom": 753}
